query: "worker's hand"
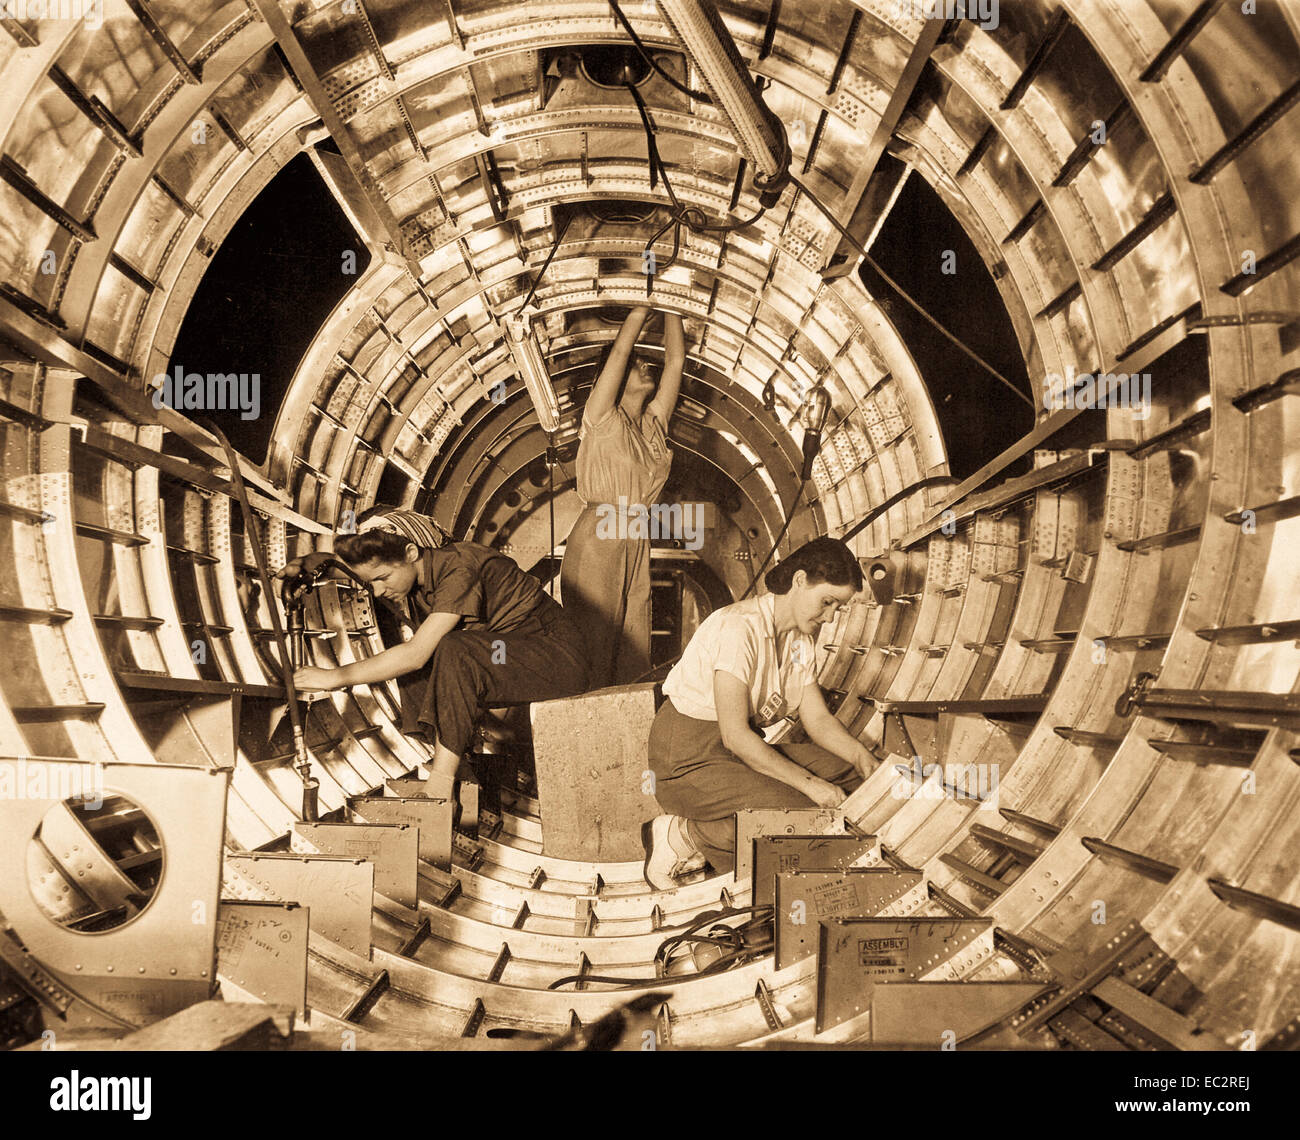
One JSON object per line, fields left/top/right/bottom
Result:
{"left": 851, "top": 742, "right": 882, "bottom": 779}
{"left": 275, "top": 551, "right": 336, "bottom": 581}
{"left": 802, "top": 776, "right": 848, "bottom": 809}
{"left": 294, "top": 666, "right": 343, "bottom": 693}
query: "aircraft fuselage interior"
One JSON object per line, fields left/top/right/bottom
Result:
{"left": 0, "top": 0, "right": 1297, "bottom": 1067}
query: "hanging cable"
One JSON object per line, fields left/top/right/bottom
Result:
{"left": 607, "top": 0, "right": 716, "bottom": 105}
{"left": 518, "top": 212, "right": 574, "bottom": 314}
{"left": 206, "top": 420, "right": 319, "bottom": 822}
{"left": 625, "top": 74, "right": 773, "bottom": 283}
{"left": 786, "top": 170, "right": 1035, "bottom": 408}
{"left": 627, "top": 77, "right": 664, "bottom": 196}
{"left": 740, "top": 474, "right": 809, "bottom": 600}
{"left": 546, "top": 904, "right": 774, "bottom": 990}
{"left": 546, "top": 432, "right": 558, "bottom": 599}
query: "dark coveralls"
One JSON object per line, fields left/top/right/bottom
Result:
{"left": 385, "top": 541, "right": 589, "bottom": 755}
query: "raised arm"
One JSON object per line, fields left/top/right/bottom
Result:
{"left": 648, "top": 311, "right": 684, "bottom": 425}
{"left": 585, "top": 305, "right": 651, "bottom": 425}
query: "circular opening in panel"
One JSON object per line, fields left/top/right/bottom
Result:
{"left": 580, "top": 45, "right": 653, "bottom": 89}
{"left": 27, "top": 792, "right": 165, "bottom": 934}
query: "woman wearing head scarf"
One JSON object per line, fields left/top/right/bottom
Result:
{"left": 560, "top": 305, "right": 684, "bottom": 688}
{"left": 640, "top": 537, "right": 879, "bottom": 889}
{"left": 285, "top": 507, "right": 588, "bottom": 785}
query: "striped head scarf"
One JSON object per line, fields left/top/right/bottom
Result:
{"left": 356, "top": 509, "right": 450, "bottom": 549}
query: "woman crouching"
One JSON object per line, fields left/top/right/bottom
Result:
{"left": 642, "top": 537, "right": 879, "bottom": 888}
{"left": 291, "top": 514, "right": 589, "bottom": 786}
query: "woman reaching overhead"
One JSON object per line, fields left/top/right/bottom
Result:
{"left": 560, "top": 305, "right": 684, "bottom": 688}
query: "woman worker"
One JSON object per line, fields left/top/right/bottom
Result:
{"left": 288, "top": 509, "right": 589, "bottom": 786}
{"left": 560, "top": 304, "right": 684, "bottom": 688}
{"left": 641, "top": 537, "right": 879, "bottom": 889}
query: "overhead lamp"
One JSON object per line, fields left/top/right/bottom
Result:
{"left": 504, "top": 314, "right": 560, "bottom": 434}
{"left": 656, "top": 0, "right": 790, "bottom": 206}
{"left": 797, "top": 380, "right": 831, "bottom": 481}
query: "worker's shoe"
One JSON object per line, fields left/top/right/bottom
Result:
{"left": 642, "top": 814, "right": 706, "bottom": 891}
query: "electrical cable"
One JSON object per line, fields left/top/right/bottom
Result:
{"left": 625, "top": 75, "right": 771, "bottom": 284}
{"left": 786, "top": 170, "right": 1035, "bottom": 408}
{"left": 740, "top": 473, "right": 809, "bottom": 600}
{"left": 546, "top": 433, "right": 558, "bottom": 599}
{"left": 518, "top": 212, "right": 574, "bottom": 314}
{"left": 608, "top": 0, "right": 716, "bottom": 105}
{"left": 546, "top": 904, "right": 774, "bottom": 990}
{"left": 626, "top": 78, "right": 665, "bottom": 196}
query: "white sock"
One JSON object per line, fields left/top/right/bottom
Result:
{"left": 668, "top": 816, "right": 700, "bottom": 859}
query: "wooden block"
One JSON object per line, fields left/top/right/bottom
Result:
{"left": 109, "top": 1000, "right": 294, "bottom": 1051}
{"left": 530, "top": 684, "right": 661, "bottom": 861}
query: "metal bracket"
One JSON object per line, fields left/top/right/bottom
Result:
{"left": 223, "top": 853, "right": 374, "bottom": 958}
{"left": 750, "top": 833, "right": 878, "bottom": 908}
{"left": 775, "top": 868, "right": 922, "bottom": 969}
{"left": 733, "top": 808, "right": 845, "bottom": 884}
{"left": 815, "top": 917, "right": 992, "bottom": 1033}
{"left": 291, "top": 822, "right": 419, "bottom": 908}
{"left": 216, "top": 901, "right": 309, "bottom": 1016}
{"left": 350, "top": 795, "right": 454, "bottom": 869}
{"left": 870, "top": 981, "right": 1051, "bottom": 1047}
{"left": 0, "top": 761, "right": 229, "bottom": 1029}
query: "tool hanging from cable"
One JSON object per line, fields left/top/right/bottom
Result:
{"left": 207, "top": 421, "right": 320, "bottom": 822}
{"left": 626, "top": 75, "right": 781, "bottom": 282}
{"left": 279, "top": 553, "right": 370, "bottom": 667}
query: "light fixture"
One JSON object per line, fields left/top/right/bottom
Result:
{"left": 656, "top": 0, "right": 790, "bottom": 205}
{"left": 797, "top": 380, "right": 831, "bottom": 481}
{"left": 504, "top": 314, "right": 561, "bottom": 433}
{"left": 798, "top": 381, "right": 831, "bottom": 433}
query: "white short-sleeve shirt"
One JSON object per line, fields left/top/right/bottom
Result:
{"left": 662, "top": 593, "right": 817, "bottom": 725}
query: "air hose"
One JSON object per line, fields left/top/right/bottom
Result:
{"left": 207, "top": 421, "right": 319, "bottom": 822}
{"left": 545, "top": 904, "right": 774, "bottom": 990}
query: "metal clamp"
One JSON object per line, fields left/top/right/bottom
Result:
{"left": 1115, "top": 671, "right": 1156, "bottom": 718}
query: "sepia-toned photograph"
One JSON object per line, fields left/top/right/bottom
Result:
{"left": 0, "top": 0, "right": 1293, "bottom": 1113}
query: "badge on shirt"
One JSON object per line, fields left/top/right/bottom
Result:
{"left": 757, "top": 691, "right": 786, "bottom": 723}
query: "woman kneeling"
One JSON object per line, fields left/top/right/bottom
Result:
{"left": 642, "top": 537, "right": 878, "bottom": 889}
{"left": 292, "top": 523, "right": 589, "bottom": 785}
